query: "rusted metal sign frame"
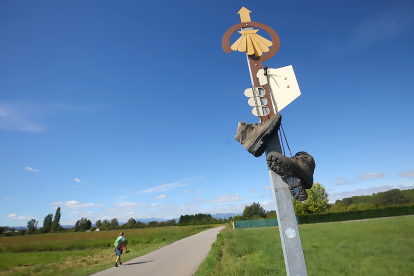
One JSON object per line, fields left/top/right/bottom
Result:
{"left": 222, "top": 22, "right": 280, "bottom": 122}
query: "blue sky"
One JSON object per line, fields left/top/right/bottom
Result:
{"left": 1, "top": 0, "right": 414, "bottom": 226}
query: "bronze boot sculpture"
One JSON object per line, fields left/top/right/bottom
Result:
{"left": 235, "top": 113, "right": 282, "bottom": 157}
{"left": 266, "top": 151, "right": 316, "bottom": 189}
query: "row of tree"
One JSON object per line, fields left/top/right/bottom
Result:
{"left": 0, "top": 226, "right": 17, "bottom": 236}
{"left": 1, "top": 207, "right": 63, "bottom": 236}
{"left": 234, "top": 185, "right": 414, "bottom": 221}
{"left": 330, "top": 188, "right": 414, "bottom": 212}
{"left": 178, "top": 214, "right": 231, "bottom": 225}
{"left": 234, "top": 183, "right": 331, "bottom": 221}
{"left": 72, "top": 217, "right": 178, "bottom": 231}
{"left": 5, "top": 184, "right": 411, "bottom": 235}
{"left": 27, "top": 207, "right": 62, "bottom": 235}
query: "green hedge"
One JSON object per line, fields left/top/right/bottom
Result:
{"left": 297, "top": 204, "right": 414, "bottom": 224}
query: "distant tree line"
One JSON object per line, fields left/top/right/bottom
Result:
{"left": 0, "top": 226, "right": 17, "bottom": 236}
{"left": 0, "top": 207, "right": 62, "bottom": 236}
{"left": 230, "top": 185, "right": 414, "bottom": 220}
{"left": 92, "top": 218, "right": 178, "bottom": 230}
{"left": 5, "top": 186, "right": 411, "bottom": 236}
{"left": 330, "top": 188, "right": 414, "bottom": 212}
{"left": 178, "top": 213, "right": 231, "bottom": 225}
{"left": 230, "top": 202, "right": 276, "bottom": 222}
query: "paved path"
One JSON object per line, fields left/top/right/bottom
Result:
{"left": 92, "top": 226, "right": 224, "bottom": 276}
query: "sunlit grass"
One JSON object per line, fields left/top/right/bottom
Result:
{"left": 195, "top": 216, "right": 414, "bottom": 276}
{"left": 0, "top": 225, "right": 211, "bottom": 253}
{"left": 0, "top": 225, "right": 213, "bottom": 276}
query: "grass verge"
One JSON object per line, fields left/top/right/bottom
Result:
{"left": 195, "top": 216, "right": 414, "bottom": 276}
{"left": 0, "top": 225, "right": 212, "bottom": 276}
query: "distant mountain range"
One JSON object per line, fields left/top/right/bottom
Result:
{"left": 211, "top": 213, "right": 242, "bottom": 219}
{"left": 7, "top": 213, "right": 243, "bottom": 229}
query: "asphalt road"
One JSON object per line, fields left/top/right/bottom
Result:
{"left": 92, "top": 226, "right": 225, "bottom": 276}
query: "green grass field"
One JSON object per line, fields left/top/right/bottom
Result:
{"left": 0, "top": 225, "right": 212, "bottom": 276}
{"left": 195, "top": 216, "right": 414, "bottom": 276}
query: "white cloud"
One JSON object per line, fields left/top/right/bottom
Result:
{"left": 0, "top": 102, "right": 46, "bottom": 132}
{"left": 264, "top": 186, "right": 271, "bottom": 190}
{"left": 25, "top": 167, "right": 39, "bottom": 172}
{"left": 261, "top": 201, "right": 276, "bottom": 211}
{"left": 206, "top": 193, "right": 244, "bottom": 204}
{"left": 116, "top": 196, "right": 128, "bottom": 199}
{"left": 148, "top": 203, "right": 156, "bottom": 207}
{"left": 0, "top": 101, "right": 105, "bottom": 133}
{"left": 155, "top": 194, "right": 166, "bottom": 199}
{"left": 334, "top": 177, "right": 356, "bottom": 185}
{"left": 114, "top": 201, "right": 145, "bottom": 212}
{"left": 3, "top": 197, "right": 11, "bottom": 200}
{"left": 52, "top": 200, "right": 104, "bottom": 210}
{"left": 251, "top": 188, "right": 258, "bottom": 193}
{"left": 138, "top": 176, "right": 206, "bottom": 194}
{"left": 74, "top": 178, "right": 81, "bottom": 183}
{"left": 113, "top": 202, "right": 146, "bottom": 209}
{"left": 7, "top": 214, "right": 34, "bottom": 220}
{"left": 357, "top": 172, "right": 385, "bottom": 180}
{"left": 184, "top": 189, "right": 201, "bottom": 193}
{"left": 139, "top": 183, "right": 186, "bottom": 194}
{"left": 68, "top": 211, "right": 92, "bottom": 216}
{"left": 399, "top": 171, "right": 414, "bottom": 177}
{"left": 194, "top": 197, "right": 203, "bottom": 202}
{"left": 330, "top": 3, "right": 414, "bottom": 55}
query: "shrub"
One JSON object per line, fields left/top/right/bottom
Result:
{"left": 347, "top": 204, "right": 357, "bottom": 211}
{"left": 252, "top": 215, "right": 264, "bottom": 220}
{"left": 298, "top": 204, "right": 414, "bottom": 224}
{"left": 232, "top": 215, "right": 244, "bottom": 221}
{"left": 17, "top": 229, "right": 26, "bottom": 235}
{"left": 329, "top": 203, "right": 347, "bottom": 212}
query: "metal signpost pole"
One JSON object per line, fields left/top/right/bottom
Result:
{"left": 223, "top": 7, "right": 308, "bottom": 276}
{"left": 266, "top": 135, "right": 308, "bottom": 276}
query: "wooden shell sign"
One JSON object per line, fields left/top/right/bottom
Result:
{"left": 222, "top": 7, "right": 301, "bottom": 121}
{"left": 231, "top": 29, "right": 273, "bottom": 56}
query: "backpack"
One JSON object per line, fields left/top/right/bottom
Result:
{"left": 114, "top": 236, "right": 123, "bottom": 249}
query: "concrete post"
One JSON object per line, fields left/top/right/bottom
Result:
{"left": 266, "top": 133, "right": 308, "bottom": 276}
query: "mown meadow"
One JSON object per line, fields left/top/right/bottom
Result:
{"left": 0, "top": 225, "right": 213, "bottom": 276}
{"left": 195, "top": 216, "right": 414, "bottom": 276}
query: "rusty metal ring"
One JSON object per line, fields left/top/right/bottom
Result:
{"left": 222, "top": 22, "right": 280, "bottom": 62}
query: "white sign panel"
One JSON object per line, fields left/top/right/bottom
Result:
{"left": 244, "top": 87, "right": 270, "bottom": 116}
{"left": 256, "top": 65, "right": 301, "bottom": 112}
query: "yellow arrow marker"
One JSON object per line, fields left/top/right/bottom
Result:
{"left": 238, "top": 7, "right": 251, "bottom": 22}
